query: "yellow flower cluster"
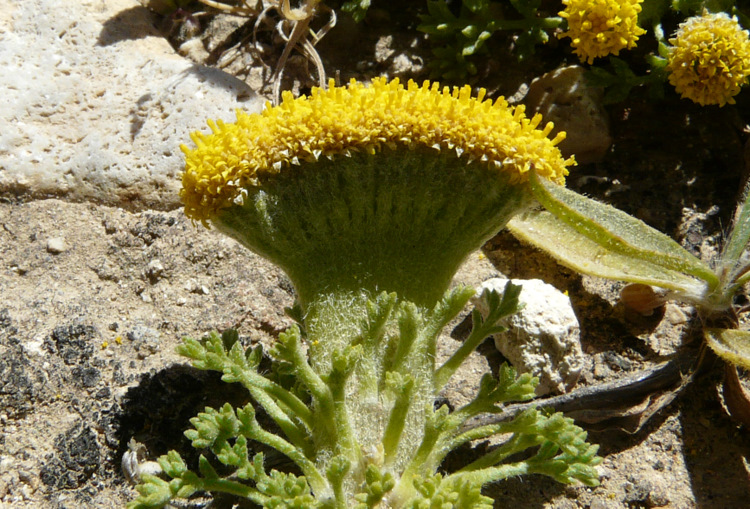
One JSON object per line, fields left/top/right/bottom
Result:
{"left": 181, "top": 78, "right": 574, "bottom": 222}
{"left": 559, "top": 0, "right": 646, "bottom": 64}
{"left": 667, "top": 11, "right": 750, "bottom": 107}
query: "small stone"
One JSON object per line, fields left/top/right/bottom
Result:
{"left": 593, "top": 362, "right": 611, "bottom": 380}
{"left": 623, "top": 477, "right": 652, "bottom": 504}
{"left": 145, "top": 259, "right": 165, "bottom": 282}
{"left": 46, "top": 237, "right": 68, "bottom": 254}
{"left": 184, "top": 279, "right": 209, "bottom": 295}
{"left": 127, "top": 325, "right": 160, "bottom": 359}
{"left": 474, "top": 278, "right": 584, "bottom": 395}
{"left": 71, "top": 366, "right": 101, "bottom": 388}
{"left": 178, "top": 38, "right": 210, "bottom": 61}
{"left": 648, "top": 484, "right": 671, "bottom": 507}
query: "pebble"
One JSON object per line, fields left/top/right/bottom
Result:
{"left": 146, "top": 259, "right": 165, "bottom": 282}
{"left": 474, "top": 278, "right": 584, "bottom": 395}
{"left": 184, "top": 279, "right": 209, "bottom": 295}
{"left": 127, "top": 325, "right": 161, "bottom": 359}
{"left": 46, "top": 237, "right": 68, "bottom": 254}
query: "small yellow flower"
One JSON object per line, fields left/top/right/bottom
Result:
{"left": 181, "top": 78, "right": 573, "bottom": 222}
{"left": 559, "top": 0, "right": 646, "bottom": 64}
{"left": 667, "top": 11, "right": 750, "bottom": 107}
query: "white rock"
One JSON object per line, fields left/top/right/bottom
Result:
{"left": 46, "top": 237, "right": 68, "bottom": 253}
{"left": 146, "top": 258, "right": 165, "bottom": 280}
{"left": 474, "top": 278, "right": 584, "bottom": 395}
{"left": 0, "top": 0, "right": 264, "bottom": 210}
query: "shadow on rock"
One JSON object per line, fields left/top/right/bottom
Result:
{"left": 98, "top": 6, "right": 162, "bottom": 47}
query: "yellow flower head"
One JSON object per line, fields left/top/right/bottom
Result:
{"left": 667, "top": 11, "right": 750, "bottom": 107}
{"left": 559, "top": 0, "right": 646, "bottom": 64}
{"left": 180, "top": 78, "right": 573, "bottom": 222}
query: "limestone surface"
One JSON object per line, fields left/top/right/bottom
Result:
{"left": 0, "top": 0, "right": 263, "bottom": 211}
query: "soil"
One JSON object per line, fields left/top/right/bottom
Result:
{"left": 2, "top": 1, "right": 750, "bottom": 508}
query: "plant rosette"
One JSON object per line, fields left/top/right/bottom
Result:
{"left": 129, "top": 77, "right": 600, "bottom": 509}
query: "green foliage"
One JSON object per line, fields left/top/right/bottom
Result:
{"left": 410, "top": 473, "right": 494, "bottom": 508}
{"left": 418, "top": 0, "right": 498, "bottom": 79}
{"left": 418, "top": 0, "right": 561, "bottom": 79}
{"left": 341, "top": 0, "right": 372, "bottom": 22}
{"left": 353, "top": 464, "right": 397, "bottom": 507}
{"left": 413, "top": 0, "right": 750, "bottom": 105}
{"left": 129, "top": 286, "right": 601, "bottom": 508}
{"left": 586, "top": 57, "right": 665, "bottom": 104}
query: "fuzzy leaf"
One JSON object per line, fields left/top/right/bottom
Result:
{"left": 127, "top": 473, "right": 175, "bottom": 509}
{"left": 530, "top": 173, "right": 716, "bottom": 283}
{"left": 705, "top": 328, "right": 750, "bottom": 370}
{"left": 258, "top": 471, "right": 317, "bottom": 507}
{"left": 722, "top": 179, "right": 750, "bottom": 267}
{"left": 411, "top": 472, "right": 493, "bottom": 509}
{"left": 508, "top": 174, "right": 715, "bottom": 301}
{"left": 158, "top": 450, "right": 188, "bottom": 478}
{"left": 198, "top": 455, "right": 219, "bottom": 480}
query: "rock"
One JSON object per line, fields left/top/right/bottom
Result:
{"left": 145, "top": 258, "right": 165, "bottom": 282}
{"left": 46, "top": 237, "right": 68, "bottom": 254}
{"left": 0, "top": 0, "right": 263, "bottom": 211}
{"left": 524, "top": 65, "right": 612, "bottom": 164}
{"left": 127, "top": 324, "right": 160, "bottom": 358}
{"left": 71, "top": 365, "right": 102, "bottom": 388}
{"left": 474, "top": 278, "right": 584, "bottom": 395}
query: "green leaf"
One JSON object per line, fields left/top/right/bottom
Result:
{"left": 508, "top": 209, "right": 706, "bottom": 296}
{"left": 258, "top": 471, "right": 317, "bottom": 507}
{"left": 433, "top": 285, "right": 523, "bottom": 390}
{"left": 638, "top": 0, "right": 670, "bottom": 28}
{"left": 509, "top": 0, "right": 540, "bottom": 18}
{"left": 176, "top": 336, "right": 207, "bottom": 363}
{"left": 198, "top": 455, "right": 219, "bottom": 480}
{"left": 221, "top": 328, "right": 240, "bottom": 351}
{"left": 705, "top": 329, "right": 750, "bottom": 370}
{"left": 361, "top": 292, "right": 397, "bottom": 346}
{"left": 355, "top": 464, "right": 396, "bottom": 506}
{"left": 341, "top": 0, "right": 371, "bottom": 23}
{"left": 410, "top": 472, "right": 493, "bottom": 509}
{"left": 158, "top": 450, "right": 188, "bottom": 478}
{"left": 721, "top": 179, "right": 750, "bottom": 268}
{"left": 515, "top": 25, "right": 549, "bottom": 61}
{"left": 127, "top": 474, "right": 174, "bottom": 509}
{"left": 507, "top": 173, "right": 717, "bottom": 301}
